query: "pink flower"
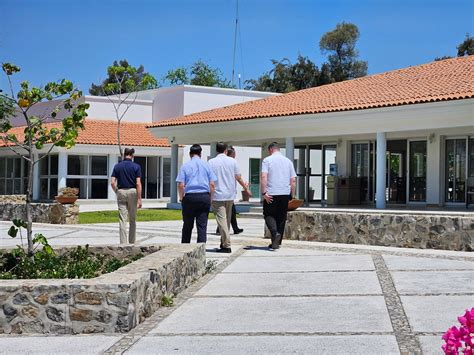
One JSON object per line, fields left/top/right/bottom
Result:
{"left": 442, "top": 308, "right": 474, "bottom": 354}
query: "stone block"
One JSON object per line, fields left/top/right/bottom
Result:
{"left": 74, "top": 291, "right": 103, "bottom": 305}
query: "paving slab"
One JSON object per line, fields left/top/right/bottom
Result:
{"left": 0, "top": 335, "right": 121, "bottom": 354}
{"left": 418, "top": 335, "right": 445, "bottom": 354}
{"left": 241, "top": 247, "right": 355, "bottom": 257}
{"left": 126, "top": 335, "right": 400, "bottom": 354}
{"left": 392, "top": 270, "right": 474, "bottom": 294}
{"left": 222, "top": 255, "right": 375, "bottom": 273}
{"left": 401, "top": 295, "right": 473, "bottom": 332}
{"left": 384, "top": 255, "right": 474, "bottom": 270}
{"left": 151, "top": 296, "right": 392, "bottom": 334}
{"left": 196, "top": 271, "right": 382, "bottom": 296}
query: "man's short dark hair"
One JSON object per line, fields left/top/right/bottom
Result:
{"left": 189, "top": 144, "right": 202, "bottom": 156}
{"left": 124, "top": 148, "right": 135, "bottom": 156}
{"left": 216, "top": 142, "right": 227, "bottom": 154}
{"left": 226, "top": 147, "right": 235, "bottom": 157}
{"left": 268, "top": 142, "right": 280, "bottom": 150}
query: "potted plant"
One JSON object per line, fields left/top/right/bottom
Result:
{"left": 55, "top": 187, "right": 79, "bottom": 204}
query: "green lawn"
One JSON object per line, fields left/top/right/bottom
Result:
{"left": 79, "top": 209, "right": 186, "bottom": 224}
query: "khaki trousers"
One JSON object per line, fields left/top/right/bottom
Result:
{"left": 212, "top": 200, "right": 233, "bottom": 248}
{"left": 117, "top": 188, "right": 138, "bottom": 244}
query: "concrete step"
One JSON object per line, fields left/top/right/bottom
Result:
{"left": 238, "top": 212, "right": 263, "bottom": 219}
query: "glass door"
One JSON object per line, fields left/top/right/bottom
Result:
{"left": 249, "top": 158, "right": 261, "bottom": 197}
{"left": 307, "top": 145, "right": 322, "bottom": 202}
{"left": 445, "top": 139, "right": 467, "bottom": 202}
{"left": 386, "top": 140, "right": 407, "bottom": 204}
{"left": 295, "top": 145, "right": 336, "bottom": 203}
{"left": 408, "top": 141, "right": 427, "bottom": 202}
{"left": 323, "top": 145, "right": 337, "bottom": 201}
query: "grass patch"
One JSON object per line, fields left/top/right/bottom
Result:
{"left": 79, "top": 208, "right": 186, "bottom": 224}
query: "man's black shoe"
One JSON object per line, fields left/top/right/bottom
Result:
{"left": 216, "top": 247, "right": 232, "bottom": 253}
{"left": 233, "top": 228, "right": 244, "bottom": 234}
{"left": 271, "top": 233, "right": 281, "bottom": 250}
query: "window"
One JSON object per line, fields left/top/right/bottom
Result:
{"left": 66, "top": 155, "right": 108, "bottom": 199}
{"left": 351, "top": 143, "right": 374, "bottom": 202}
{"left": 469, "top": 138, "right": 474, "bottom": 178}
{"left": 408, "top": 141, "right": 427, "bottom": 202}
{"left": 39, "top": 155, "right": 59, "bottom": 200}
{"left": 162, "top": 158, "right": 171, "bottom": 198}
{"left": 0, "top": 157, "right": 27, "bottom": 195}
{"left": 133, "top": 156, "right": 162, "bottom": 199}
{"left": 445, "top": 139, "right": 467, "bottom": 202}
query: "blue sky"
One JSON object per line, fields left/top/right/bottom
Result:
{"left": 0, "top": 0, "right": 473, "bottom": 93}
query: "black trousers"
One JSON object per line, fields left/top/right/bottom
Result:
{"left": 216, "top": 203, "right": 239, "bottom": 234}
{"left": 181, "top": 192, "right": 211, "bottom": 244}
{"left": 263, "top": 195, "right": 290, "bottom": 242}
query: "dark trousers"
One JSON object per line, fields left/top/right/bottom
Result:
{"left": 216, "top": 203, "right": 239, "bottom": 234}
{"left": 263, "top": 195, "right": 290, "bottom": 243}
{"left": 181, "top": 192, "right": 211, "bottom": 244}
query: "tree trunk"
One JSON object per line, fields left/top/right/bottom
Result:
{"left": 117, "top": 121, "right": 123, "bottom": 158}
{"left": 26, "top": 154, "right": 34, "bottom": 256}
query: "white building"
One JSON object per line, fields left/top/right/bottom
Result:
{"left": 0, "top": 86, "right": 277, "bottom": 201}
{"left": 149, "top": 57, "right": 474, "bottom": 209}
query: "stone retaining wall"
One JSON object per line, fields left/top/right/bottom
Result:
{"left": 0, "top": 244, "right": 206, "bottom": 334}
{"left": 0, "top": 195, "right": 26, "bottom": 203}
{"left": 284, "top": 210, "right": 474, "bottom": 251}
{"left": 0, "top": 201, "right": 78, "bottom": 224}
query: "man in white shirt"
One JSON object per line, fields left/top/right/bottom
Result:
{"left": 261, "top": 142, "right": 296, "bottom": 250}
{"left": 209, "top": 142, "right": 251, "bottom": 253}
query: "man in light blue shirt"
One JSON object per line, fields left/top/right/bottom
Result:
{"left": 208, "top": 142, "right": 251, "bottom": 253}
{"left": 177, "top": 144, "right": 217, "bottom": 244}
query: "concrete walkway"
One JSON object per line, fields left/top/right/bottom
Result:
{"left": 0, "top": 219, "right": 473, "bottom": 354}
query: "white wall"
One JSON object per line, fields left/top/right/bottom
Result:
{"left": 9, "top": 96, "right": 153, "bottom": 126}
{"left": 183, "top": 88, "right": 276, "bottom": 116}
{"left": 152, "top": 89, "right": 184, "bottom": 122}
{"left": 85, "top": 96, "right": 153, "bottom": 123}
{"left": 152, "top": 85, "right": 278, "bottom": 122}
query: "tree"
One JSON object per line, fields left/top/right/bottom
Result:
{"left": 0, "top": 63, "right": 89, "bottom": 255}
{"left": 457, "top": 34, "right": 474, "bottom": 57}
{"left": 319, "top": 22, "right": 368, "bottom": 82}
{"left": 245, "top": 55, "right": 331, "bottom": 93}
{"left": 89, "top": 60, "right": 158, "bottom": 157}
{"left": 89, "top": 60, "right": 158, "bottom": 96}
{"left": 435, "top": 34, "right": 473, "bottom": 61}
{"left": 165, "top": 60, "right": 233, "bottom": 88}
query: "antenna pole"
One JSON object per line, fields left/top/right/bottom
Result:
{"left": 231, "top": 0, "right": 239, "bottom": 86}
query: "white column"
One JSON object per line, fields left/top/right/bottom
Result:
{"left": 285, "top": 137, "right": 294, "bottom": 162}
{"left": 170, "top": 144, "right": 179, "bottom": 204}
{"left": 57, "top": 151, "right": 67, "bottom": 191}
{"left": 376, "top": 132, "right": 387, "bottom": 209}
{"left": 210, "top": 142, "right": 217, "bottom": 159}
{"left": 32, "top": 153, "right": 40, "bottom": 200}
{"left": 426, "top": 134, "right": 441, "bottom": 206}
{"left": 108, "top": 154, "right": 118, "bottom": 200}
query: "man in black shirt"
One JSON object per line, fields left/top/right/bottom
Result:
{"left": 111, "top": 148, "right": 142, "bottom": 244}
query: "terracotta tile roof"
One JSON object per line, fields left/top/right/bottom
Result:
{"left": 0, "top": 119, "right": 170, "bottom": 148}
{"left": 149, "top": 56, "right": 474, "bottom": 128}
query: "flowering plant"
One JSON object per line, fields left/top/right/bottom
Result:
{"left": 442, "top": 308, "right": 474, "bottom": 354}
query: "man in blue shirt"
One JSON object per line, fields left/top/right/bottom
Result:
{"left": 111, "top": 148, "right": 142, "bottom": 244}
{"left": 177, "top": 144, "right": 217, "bottom": 244}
